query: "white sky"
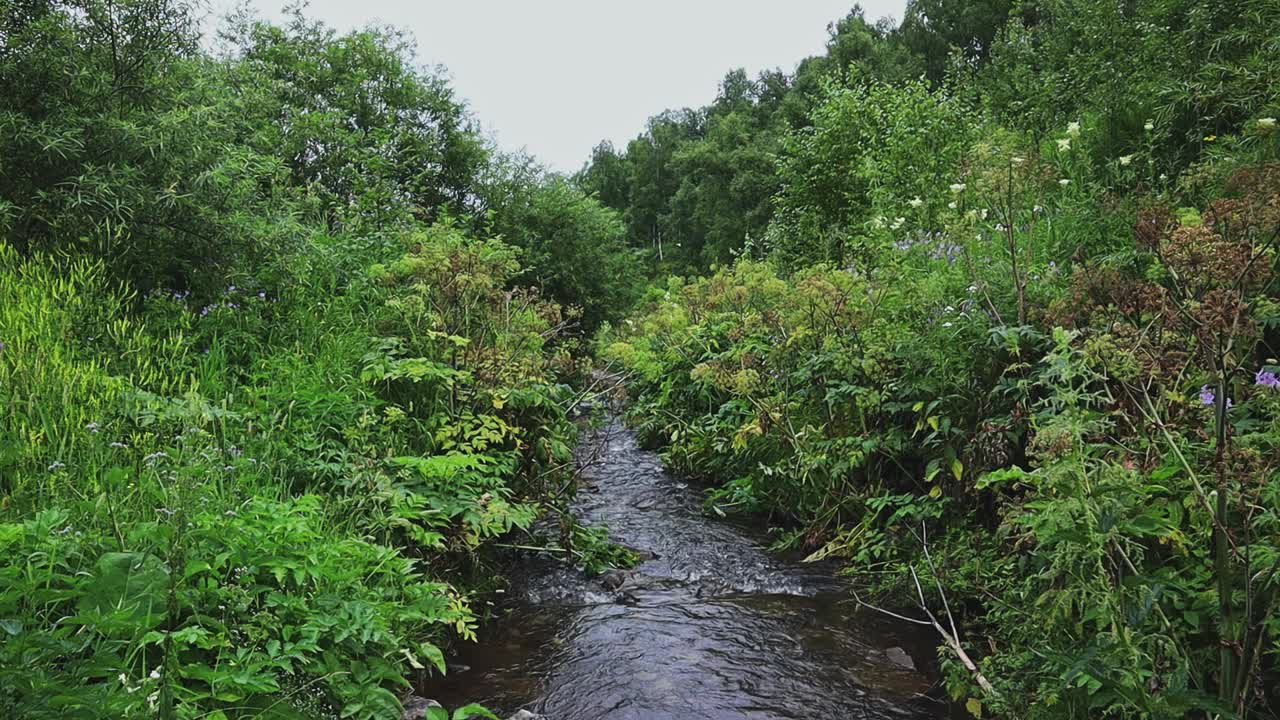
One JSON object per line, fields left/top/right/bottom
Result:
{"left": 211, "top": 1, "right": 907, "bottom": 172}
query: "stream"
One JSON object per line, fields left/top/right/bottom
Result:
{"left": 420, "top": 417, "right": 952, "bottom": 720}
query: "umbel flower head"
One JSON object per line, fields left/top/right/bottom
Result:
{"left": 1056, "top": 138, "right": 1071, "bottom": 151}
{"left": 1067, "top": 121, "right": 1081, "bottom": 137}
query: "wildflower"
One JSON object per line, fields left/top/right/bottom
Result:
{"left": 118, "top": 674, "right": 128, "bottom": 686}
{"left": 149, "top": 668, "right": 161, "bottom": 680}
{"left": 908, "top": 197, "right": 924, "bottom": 208}
{"left": 1119, "top": 155, "right": 1133, "bottom": 166}
{"left": 942, "top": 322, "right": 954, "bottom": 328}
{"left": 1012, "top": 156, "right": 1025, "bottom": 165}
{"left": 1056, "top": 138, "right": 1071, "bottom": 151}
{"left": 110, "top": 441, "right": 128, "bottom": 449}
{"left": 227, "top": 285, "right": 236, "bottom": 293}
{"left": 1066, "top": 121, "right": 1081, "bottom": 137}
{"left": 1059, "top": 179, "right": 1071, "bottom": 186}
{"left": 1200, "top": 386, "right": 1234, "bottom": 408}
{"left": 1144, "top": 120, "right": 1154, "bottom": 131}
{"left": 0, "top": 340, "right": 4, "bottom": 353}
{"left": 1159, "top": 173, "right": 1168, "bottom": 181}
{"left": 980, "top": 209, "right": 988, "bottom": 220}
{"left": 948, "top": 201, "right": 958, "bottom": 210}
{"left": 967, "top": 285, "right": 978, "bottom": 294}
{"left": 143, "top": 451, "right": 169, "bottom": 466}
{"left": 48, "top": 461, "right": 65, "bottom": 471}
{"left": 1260, "top": 117, "right": 1277, "bottom": 129}
{"left": 200, "top": 306, "right": 210, "bottom": 317}
{"left": 85, "top": 422, "right": 100, "bottom": 433}
{"left": 949, "top": 183, "right": 966, "bottom": 193}
{"left": 1204, "top": 135, "right": 1217, "bottom": 142}
{"left": 871, "top": 215, "right": 886, "bottom": 230}
{"left": 257, "top": 291, "right": 266, "bottom": 299}
{"left": 945, "top": 305, "right": 955, "bottom": 312}
{"left": 1033, "top": 205, "right": 1044, "bottom": 214}
{"left": 890, "top": 217, "right": 905, "bottom": 230}
{"left": 1256, "top": 369, "right": 1280, "bottom": 388}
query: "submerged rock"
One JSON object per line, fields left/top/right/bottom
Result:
{"left": 507, "top": 711, "right": 545, "bottom": 720}
{"left": 884, "top": 646, "right": 916, "bottom": 670}
{"left": 599, "top": 569, "right": 629, "bottom": 590}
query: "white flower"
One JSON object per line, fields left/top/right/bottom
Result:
{"left": 1159, "top": 173, "right": 1169, "bottom": 181}
{"left": 1144, "top": 120, "right": 1155, "bottom": 131}
{"left": 967, "top": 285, "right": 978, "bottom": 294}
{"left": 1056, "top": 138, "right": 1071, "bottom": 151}
{"left": 1059, "top": 178, "right": 1071, "bottom": 186}
{"left": 942, "top": 322, "right": 954, "bottom": 328}
{"left": 1067, "top": 121, "right": 1081, "bottom": 137}
{"left": 1011, "top": 156, "right": 1026, "bottom": 165}
{"left": 945, "top": 306, "right": 955, "bottom": 312}
{"left": 908, "top": 197, "right": 924, "bottom": 208}
{"left": 979, "top": 209, "right": 989, "bottom": 220}
{"left": 890, "top": 217, "right": 905, "bottom": 230}
{"left": 149, "top": 669, "right": 161, "bottom": 680}
{"left": 118, "top": 674, "right": 128, "bottom": 686}
{"left": 871, "top": 215, "right": 887, "bottom": 229}
{"left": 948, "top": 201, "right": 958, "bottom": 210}
{"left": 1119, "top": 155, "right": 1134, "bottom": 166}
{"left": 1259, "top": 117, "right": 1277, "bottom": 132}
{"left": 949, "top": 183, "right": 966, "bottom": 194}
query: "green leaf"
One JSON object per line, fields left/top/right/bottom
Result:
{"left": 78, "top": 552, "right": 169, "bottom": 633}
{"left": 452, "top": 703, "right": 499, "bottom": 720}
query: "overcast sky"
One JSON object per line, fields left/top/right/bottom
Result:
{"left": 212, "top": 1, "right": 907, "bottom": 172}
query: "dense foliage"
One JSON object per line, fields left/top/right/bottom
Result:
{"left": 0, "top": 2, "right": 628, "bottom": 718}
{"left": 599, "top": 0, "right": 1280, "bottom": 717}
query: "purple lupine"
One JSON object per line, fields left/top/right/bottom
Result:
{"left": 1255, "top": 369, "right": 1280, "bottom": 389}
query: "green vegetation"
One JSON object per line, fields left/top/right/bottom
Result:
{"left": 4, "top": 0, "right": 1280, "bottom": 718}
{"left": 0, "top": 2, "right": 625, "bottom": 718}
{"left": 595, "top": 0, "right": 1280, "bottom": 717}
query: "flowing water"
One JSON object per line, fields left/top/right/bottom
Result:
{"left": 422, "top": 417, "right": 951, "bottom": 720}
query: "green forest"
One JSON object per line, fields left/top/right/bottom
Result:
{"left": 2, "top": 0, "right": 1279, "bottom": 718}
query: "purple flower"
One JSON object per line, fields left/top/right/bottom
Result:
{"left": 1200, "top": 385, "right": 1233, "bottom": 408}
{"left": 0, "top": 340, "right": 5, "bottom": 353}
{"left": 1255, "top": 369, "right": 1280, "bottom": 389}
